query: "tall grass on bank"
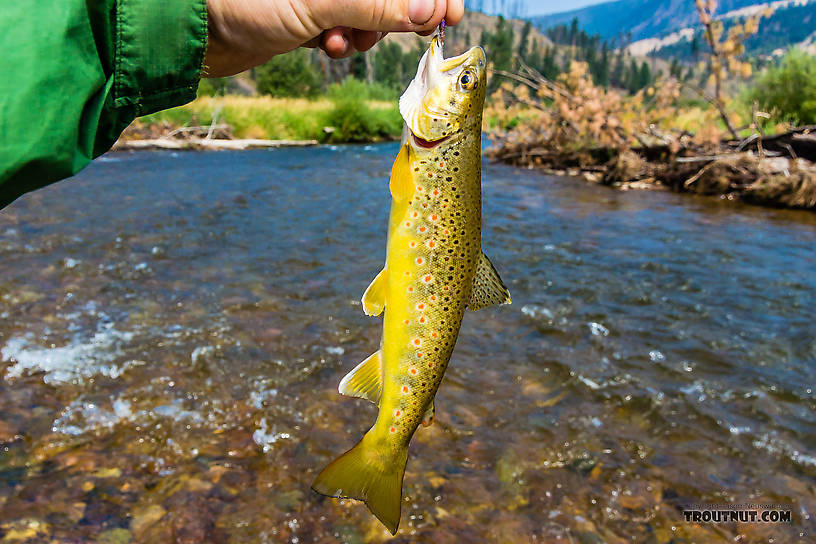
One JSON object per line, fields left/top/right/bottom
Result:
{"left": 139, "top": 79, "right": 403, "bottom": 143}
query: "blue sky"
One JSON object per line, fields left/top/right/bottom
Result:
{"left": 525, "top": 0, "right": 609, "bottom": 16}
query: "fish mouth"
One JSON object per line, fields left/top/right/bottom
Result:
{"left": 412, "top": 133, "right": 450, "bottom": 149}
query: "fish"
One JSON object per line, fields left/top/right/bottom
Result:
{"left": 311, "top": 33, "right": 510, "bottom": 535}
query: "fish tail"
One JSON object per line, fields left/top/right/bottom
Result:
{"left": 312, "top": 431, "right": 408, "bottom": 535}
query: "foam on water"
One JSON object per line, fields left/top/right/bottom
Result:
{"left": 2, "top": 325, "right": 138, "bottom": 385}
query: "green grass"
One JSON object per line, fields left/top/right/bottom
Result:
{"left": 139, "top": 90, "right": 402, "bottom": 143}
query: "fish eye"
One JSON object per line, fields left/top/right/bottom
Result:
{"left": 459, "top": 70, "right": 476, "bottom": 91}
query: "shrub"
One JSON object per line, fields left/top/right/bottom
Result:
{"left": 749, "top": 49, "right": 816, "bottom": 126}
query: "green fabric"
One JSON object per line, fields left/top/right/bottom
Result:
{"left": 0, "top": 0, "right": 207, "bottom": 209}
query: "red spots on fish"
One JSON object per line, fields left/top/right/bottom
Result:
{"left": 444, "top": 229, "right": 450, "bottom": 235}
{"left": 395, "top": 410, "right": 402, "bottom": 417}
{"left": 404, "top": 319, "right": 410, "bottom": 325}
{"left": 430, "top": 214, "right": 439, "bottom": 221}
{"left": 412, "top": 211, "right": 419, "bottom": 218}
{"left": 422, "top": 203, "right": 428, "bottom": 208}
{"left": 428, "top": 362, "right": 434, "bottom": 368}
{"left": 442, "top": 204, "right": 448, "bottom": 209}
{"left": 413, "top": 338, "right": 422, "bottom": 346}
{"left": 407, "top": 286, "right": 414, "bottom": 293}
{"left": 405, "top": 221, "right": 412, "bottom": 227}
{"left": 409, "top": 241, "right": 417, "bottom": 248}
{"left": 443, "top": 285, "right": 449, "bottom": 290}
{"left": 419, "top": 316, "right": 427, "bottom": 324}
{"left": 439, "top": 162, "right": 445, "bottom": 167}
{"left": 427, "top": 172, "right": 434, "bottom": 178}
{"left": 427, "top": 240, "right": 436, "bottom": 249}
{"left": 417, "top": 186, "right": 424, "bottom": 192}
{"left": 430, "top": 295, "right": 437, "bottom": 301}
{"left": 416, "top": 351, "right": 423, "bottom": 358}
{"left": 390, "top": 426, "right": 397, "bottom": 433}
{"left": 423, "top": 275, "right": 433, "bottom": 283}
{"left": 416, "top": 257, "right": 424, "bottom": 264}
{"left": 419, "top": 226, "right": 427, "bottom": 233}
{"left": 416, "top": 303, "right": 426, "bottom": 311}
{"left": 431, "top": 331, "right": 439, "bottom": 338}
{"left": 433, "top": 189, "right": 440, "bottom": 196}
{"left": 410, "top": 367, "right": 418, "bottom": 375}
{"left": 402, "top": 385, "right": 410, "bottom": 394}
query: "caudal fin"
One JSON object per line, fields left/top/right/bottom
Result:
{"left": 312, "top": 432, "right": 408, "bottom": 535}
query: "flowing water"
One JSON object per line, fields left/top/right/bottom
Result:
{"left": 0, "top": 144, "right": 814, "bottom": 543}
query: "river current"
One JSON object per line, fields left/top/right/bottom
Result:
{"left": 1, "top": 144, "right": 814, "bottom": 542}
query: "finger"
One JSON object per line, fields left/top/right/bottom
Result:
{"left": 444, "top": 0, "right": 465, "bottom": 26}
{"left": 321, "top": 27, "right": 353, "bottom": 59}
{"left": 312, "top": 0, "right": 449, "bottom": 33}
{"left": 350, "top": 29, "right": 380, "bottom": 52}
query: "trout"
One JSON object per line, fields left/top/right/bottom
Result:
{"left": 312, "top": 34, "right": 510, "bottom": 534}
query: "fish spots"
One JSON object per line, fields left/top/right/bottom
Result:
{"left": 404, "top": 319, "right": 410, "bottom": 325}
{"left": 405, "top": 221, "right": 412, "bottom": 227}
{"left": 444, "top": 229, "right": 450, "bottom": 235}
{"left": 409, "top": 241, "right": 417, "bottom": 248}
{"left": 419, "top": 227, "right": 427, "bottom": 234}
{"left": 412, "top": 338, "right": 422, "bottom": 346}
{"left": 418, "top": 316, "right": 427, "bottom": 324}
{"left": 416, "top": 257, "right": 425, "bottom": 265}
{"left": 427, "top": 240, "right": 436, "bottom": 249}
{"left": 429, "top": 295, "right": 437, "bottom": 302}
{"left": 416, "top": 351, "right": 423, "bottom": 358}
{"left": 423, "top": 275, "right": 433, "bottom": 283}
{"left": 433, "top": 189, "right": 440, "bottom": 196}
{"left": 430, "top": 214, "right": 439, "bottom": 222}
{"left": 410, "top": 367, "right": 418, "bottom": 375}
{"left": 427, "top": 172, "right": 434, "bottom": 178}
{"left": 416, "top": 303, "right": 425, "bottom": 311}
{"left": 395, "top": 410, "right": 402, "bottom": 417}
{"left": 412, "top": 211, "right": 419, "bottom": 218}
{"left": 431, "top": 331, "right": 439, "bottom": 338}
{"left": 417, "top": 186, "right": 424, "bottom": 192}
{"left": 402, "top": 385, "right": 410, "bottom": 394}
{"left": 407, "top": 286, "right": 414, "bottom": 293}
{"left": 390, "top": 426, "right": 397, "bottom": 433}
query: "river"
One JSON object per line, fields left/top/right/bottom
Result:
{"left": 1, "top": 144, "right": 814, "bottom": 542}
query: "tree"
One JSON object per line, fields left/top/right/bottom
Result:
{"left": 750, "top": 49, "right": 816, "bottom": 125}
{"left": 518, "top": 21, "right": 532, "bottom": 62}
{"left": 255, "top": 49, "right": 321, "bottom": 97}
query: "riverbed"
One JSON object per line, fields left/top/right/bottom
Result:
{"left": 1, "top": 144, "right": 814, "bottom": 542}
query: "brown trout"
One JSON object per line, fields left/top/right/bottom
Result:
{"left": 312, "top": 34, "right": 510, "bottom": 534}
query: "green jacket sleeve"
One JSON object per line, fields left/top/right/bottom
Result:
{"left": 0, "top": 0, "right": 208, "bottom": 209}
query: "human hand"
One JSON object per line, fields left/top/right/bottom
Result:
{"left": 205, "top": 0, "right": 465, "bottom": 77}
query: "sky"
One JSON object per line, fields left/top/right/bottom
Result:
{"left": 524, "top": 0, "right": 610, "bottom": 16}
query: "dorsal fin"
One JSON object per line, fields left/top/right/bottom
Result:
{"left": 338, "top": 350, "right": 383, "bottom": 405}
{"left": 468, "top": 252, "right": 511, "bottom": 311}
{"left": 362, "top": 268, "right": 387, "bottom": 316}
{"left": 389, "top": 144, "right": 414, "bottom": 202}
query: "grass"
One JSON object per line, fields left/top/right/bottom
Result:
{"left": 140, "top": 93, "right": 402, "bottom": 143}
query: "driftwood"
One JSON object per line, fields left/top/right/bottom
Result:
{"left": 114, "top": 138, "right": 318, "bottom": 151}
{"left": 489, "top": 128, "right": 816, "bottom": 210}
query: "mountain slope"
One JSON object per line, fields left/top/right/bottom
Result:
{"left": 529, "top": 0, "right": 762, "bottom": 41}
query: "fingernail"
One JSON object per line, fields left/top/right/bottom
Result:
{"left": 409, "top": 0, "right": 435, "bottom": 25}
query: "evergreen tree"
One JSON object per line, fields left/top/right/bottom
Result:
{"left": 518, "top": 21, "right": 532, "bottom": 62}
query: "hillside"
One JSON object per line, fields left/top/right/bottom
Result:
{"left": 530, "top": 0, "right": 764, "bottom": 41}
{"left": 384, "top": 9, "right": 550, "bottom": 55}
{"left": 628, "top": 0, "right": 816, "bottom": 58}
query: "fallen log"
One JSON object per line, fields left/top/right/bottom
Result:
{"left": 113, "top": 138, "right": 318, "bottom": 151}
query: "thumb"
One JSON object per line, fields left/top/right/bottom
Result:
{"left": 309, "top": 0, "right": 449, "bottom": 33}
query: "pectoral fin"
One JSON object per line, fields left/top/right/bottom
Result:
{"left": 361, "top": 268, "right": 387, "bottom": 316}
{"left": 421, "top": 400, "right": 435, "bottom": 427}
{"left": 338, "top": 350, "right": 383, "bottom": 405}
{"left": 389, "top": 143, "right": 414, "bottom": 202}
{"left": 468, "top": 252, "right": 511, "bottom": 311}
